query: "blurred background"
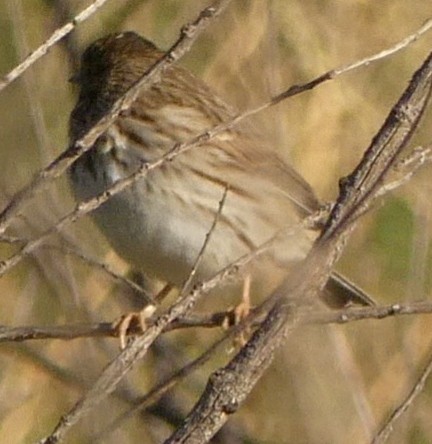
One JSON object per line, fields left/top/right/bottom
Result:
{"left": 0, "top": 0, "right": 432, "bottom": 442}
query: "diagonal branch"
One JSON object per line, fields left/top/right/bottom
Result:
{"left": 0, "top": 0, "right": 232, "bottom": 237}
{"left": 164, "top": 48, "right": 432, "bottom": 444}
{"left": 0, "top": 0, "right": 111, "bottom": 92}
{"left": 180, "top": 186, "right": 228, "bottom": 296}
{"left": 31, "top": 19, "right": 432, "bottom": 444}
{"left": 2, "top": 26, "right": 432, "bottom": 279}
{"left": 324, "top": 51, "right": 432, "bottom": 238}
{"left": 371, "top": 348, "right": 432, "bottom": 444}
{"left": 0, "top": 15, "right": 431, "bottom": 243}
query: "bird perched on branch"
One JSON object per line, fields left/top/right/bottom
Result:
{"left": 69, "top": 31, "right": 374, "bottom": 320}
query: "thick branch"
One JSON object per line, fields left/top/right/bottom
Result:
{"left": 163, "top": 49, "right": 432, "bottom": 443}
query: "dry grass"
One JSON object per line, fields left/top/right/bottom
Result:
{"left": 0, "top": 1, "right": 432, "bottom": 443}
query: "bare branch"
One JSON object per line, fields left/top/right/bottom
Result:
{"left": 2, "top": 300, "right": 432, "bottom": 343}
{"left": 0, "top": 0, "right": 111, "bottom": 92}
{"left": 324, "top": 50, "right": 432, "bottom": 238}
{"left": 164, "top": 236, "right": 346, "bottom": 442}
{"left": 371, "top": 349, "right": 432, "bottom": 444}
{"left": 0, "top": 232, "right": 155, "bottom": 302}
{"left": 372, "top": 144, "right": 432, "bottom": 198}
{"left": 36, "top": 198, "right": 306, "bottom": 443}
{"left": 13, "top": 16, "right": 431, "bottom": 444}
{"left": 0, "top": 178, "right": 324, "bottom": 280}
{"left": 51, "top": 244, "right": 155, "bottom": 303}
{"left": 342, "top": 144, "right": 432, "bottom": 225}
{"left": 95, "top": 328, "right": 239, "bottom": 440}
{"left": 333, "top": 18, "right": 432, "bottom": 76}
{"left": 0, "top": 321, "right": 115, "bottom": 342}
{"left": 266, "top": 18, "right": 432, "bottom": 108}
{"left": 163, "top": 48, "right": 432, "bottom": 443}
{"left": 0, "top": 0, "right": 232, "bottom": 237}
{"left": 0, "top": 14, "right": 430, "bottom": 243}
{"left": 180, "top": 186, "right": 228, "bottom": 295}
{"left": 307, "top": 300, "right": 432, "bottom": 324}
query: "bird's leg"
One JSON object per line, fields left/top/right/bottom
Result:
{"left": 114, "top": 283, "right": 174, "bottom": 349}
{"left": 234, "top": 274, "right": 251, "bottom": 325}
{"left": 221, "top": 275, "right": 252, "bottom": 347}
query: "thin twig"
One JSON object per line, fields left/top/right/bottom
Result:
{"left": 35, "top": 3, "right": 233, "bottom": 443}
{"left": 371, "top": 349, "right": 432, "bottom": 444}
{"left": 36, "top": 194, "right": 294, "bottom": 443}
{"left": 323, "top": 50, "right": 432, "bottom": 238}
{"left": 2, "top": 300, "right": 432, "bottom": 343}
{"left": 0, "top": 343, "right": 152, "bottom": 422}
{"left": 8, "top": 1, "right": 52, "bottom": 162}
{"left": 236, "top": 19, "right": 432, "bottom": 120}
{"left": 1, "top": 15, "right": 430, "bottom": 241}
{"left": 0, "top": 230, "right": 154, "bottom": 302}
{"left": 28, "top": 18, "right": 432, "bottom": 444}
{"left": 0, "top": 0, "right": 111, "bottom": 92}
{"left": 333, "top": 18, "right": 432, "bottom": 76}
{"left": 94, "top": 326, "right": 240, "bottom": 440}
{"left": 343, "top": 144, "right": 432, "bottom": 224}
{"left": 163, "top": 47, "right": 432, "bottom": 443}
{"left": 180, "top": 185, "right": 229, "bottom": 295}
{"left": 374, "top": 144, "right": 432, "bottom": 198}
{"left": 50, "top": 244, "right": 155, "bottom": 304}
{"left": 0, "top": 0, "right": 231, "bottom": 237}
{"left": 0, "top": 177, "right": 323, "bottom": 280}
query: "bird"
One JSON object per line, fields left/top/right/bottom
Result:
{"left": 69, "top": 31, "right": 374, "bottom": 321}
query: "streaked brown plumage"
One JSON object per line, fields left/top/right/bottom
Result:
{"left": 69, "top": 32, "right": 373, "bottom": 307}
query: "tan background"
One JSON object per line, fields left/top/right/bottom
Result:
{"left": 0, "top": 1, "right": 432, "bottom": 442}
